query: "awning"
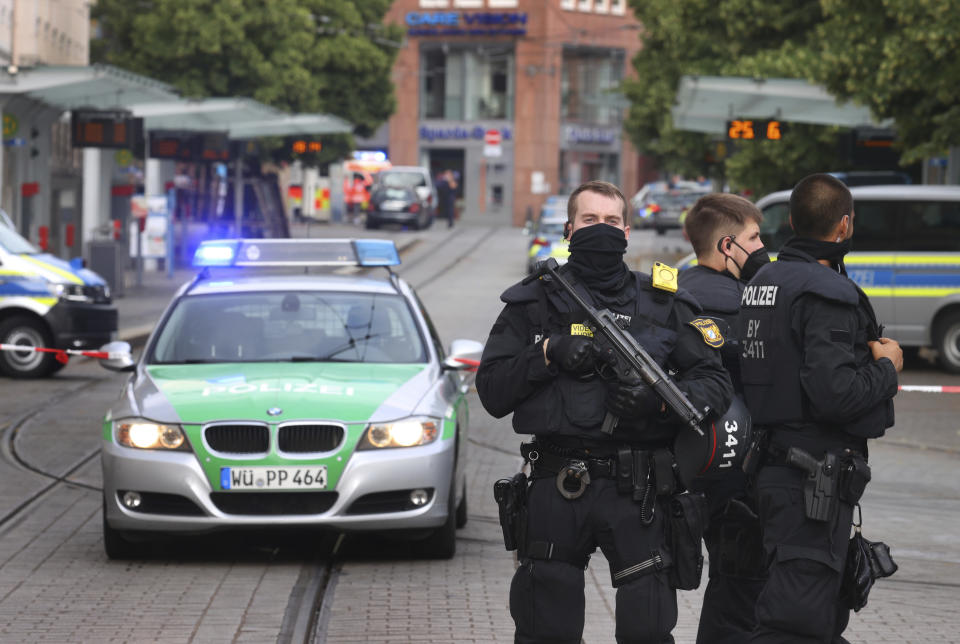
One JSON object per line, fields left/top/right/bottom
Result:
{"left": 0, "top": 64, "right": 354, "bottom": 139}
{"left": 671, "top": 76, "right": 892, "bottom": 134}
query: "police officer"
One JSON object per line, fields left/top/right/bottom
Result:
{"left": 679, "top": 193, "right": 769, "bottom": 643}
{"left": 477, "top": 180, "right": 733, "bottom": 644}
{"left": 739, "top": 173, "right": 902, "bottom": 642}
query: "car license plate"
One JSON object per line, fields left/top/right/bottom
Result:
{"left": 381, "top": 200, "right": 404, "bottom": 211}
{"left": 220, "top": 466, "right": 327, "bottom": 490}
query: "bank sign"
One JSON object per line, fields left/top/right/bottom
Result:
{"left": 420, "top": 125, "right": 514, "bottom": 143}
{"left": 406, "top": 11, "right": 528, "bottom": 36}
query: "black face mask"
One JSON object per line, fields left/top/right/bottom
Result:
{"left": 717, "top": 236, "right": 770, "bottom": 282}
{"left": 567, "top": 224, "right": 629, "bottom": 292}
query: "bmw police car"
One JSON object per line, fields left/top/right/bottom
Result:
{"left": 99, "top": 238, "right": 481, "bottom": 559}
{"left": 0, "top": 217, "right": 116, "bottom": 377}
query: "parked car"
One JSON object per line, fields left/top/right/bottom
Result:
{"left": 98, "top": 238, "right": 482, "bottom": 559}
{"left": 0, "top": 218, "right": 116, "bottom": 378}
{"left": 635, "top": 187, "right": 709, "bottom": 235}
{"left": 373, "top": 166, "right": 438, "bottom": 219}
{"left": 526, "top": 211, "right": 569, "bottom": 274}
{"left": 365, "top": 184, "right": 433, "bottom": 230}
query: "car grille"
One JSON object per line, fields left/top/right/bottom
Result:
{"left": 277, "top": 424, "right": 344, "bottom": 453}
{"left": 210, "top": 491, "right": 338, "bottom": 515}
{"left": 205, "top": 424, "right": 269, "bottom": 454}
{"left": 72, "top": 306, "right": 118, "bottom": 333}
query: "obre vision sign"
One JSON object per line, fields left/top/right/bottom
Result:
{"left": 405, "top": 11, "right": 528, "bottom": 36}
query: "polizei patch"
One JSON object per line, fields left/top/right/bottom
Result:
{"left": 688, "top": 318, "right": 724, "bottom": 348}
{"left": 741, "top": 284, "right": 779, "bottom": 307}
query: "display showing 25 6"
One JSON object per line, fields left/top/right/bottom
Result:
{"left": 726, "top": 119, "right": 784, "bottom": 141}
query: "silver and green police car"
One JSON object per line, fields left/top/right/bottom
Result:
{"left": 99, "top": 239, "right": 481, "bottom": 559}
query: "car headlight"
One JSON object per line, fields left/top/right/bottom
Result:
{"left": 115, "top": 420, "right": 189, "bottom": 451}
{"left": 357, "top": 417, "right": 439, "bottom": 450}
{"left": 48, "top": 283, "right": 94, "bottom": 303}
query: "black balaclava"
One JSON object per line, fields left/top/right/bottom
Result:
{"left": 567, "top": 224, "right": 630, "bottom": 292}
{"left": 784, "top": 235, "right": 853, "bottom": 274}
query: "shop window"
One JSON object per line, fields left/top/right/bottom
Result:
{"left": 421, "top": 45, "right": 514, "bottom": 121}
{"left": 561, "top": 48, "right": 625, "bottom": 125}
{"left": 488, "top": 0, "right": 519, "bottom": 6}
{"left": 611, "top": 0, "right": 626, "bottom": 15}
{"left": 594, "top": 0, "right": 610, "bottom": 13}
{"left": 560, "top": 0, "right": 576, "bottom": 10}
{"left": 419, "top": 0, "right": 449, "bottom": 7}
{"left": 578, "top": 0, "right": 593, "bottom": 11}
{"left": 454, "top": 0, "right": 483, "bottom": 7}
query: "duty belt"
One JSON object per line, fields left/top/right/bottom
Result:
{"left": 521, "top": 442, "right": 617, "bottom": 480}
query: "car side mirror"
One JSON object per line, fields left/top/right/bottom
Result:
{"left": 98, "top": 341, "right": 136, "bottom": 372}
{"left": 442, "top": 339, "right": 484, "bottom": 371}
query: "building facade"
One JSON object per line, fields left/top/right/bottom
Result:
{"left": 382, "top": 0, "right": 641, "bottom": 226}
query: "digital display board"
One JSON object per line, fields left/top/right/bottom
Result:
{"left": 71, "top": 110, "right": 143, "bottom": 149}
{"left": 149, "top": 131, "right": 231, "bottom": 162}
{"left": 726, "top": 119, "right": 784, "bottom": 141}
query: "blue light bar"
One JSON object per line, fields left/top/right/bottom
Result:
{"left": 353, "top": 239, "right": 400, "bottom": 266}
{"left": 193, "top": 241, "right": 240, "bottom": 266}
{"left": 191, "top": 238, "right": 400, "bottom": 268}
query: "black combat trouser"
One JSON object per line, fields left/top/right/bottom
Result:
{"left": 749, "top": 464, "right": 855, "bottom": 643}
{"left": 510, "top": 477, "right": 676, "bottom": 644}
{"left": 696, "top": 495, "right": 766, "bottom": 644}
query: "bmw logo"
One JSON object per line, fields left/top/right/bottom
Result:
{"left": 267, "top": 407, "right": 283, "bottom": 417}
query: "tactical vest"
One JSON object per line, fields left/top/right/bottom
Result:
{"left": 739, "top": 260, "right": 887, "bottom": 438}
{"left": 501, "top": 268, "right": 695, "bottom": 445}
{"left": 678, "top": 266, "right": 742, "bottom": 390}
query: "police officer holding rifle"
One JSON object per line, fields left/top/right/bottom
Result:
{"left": 478, "top": 180, "right": 732, "bottom": 643}
{"left": 738, "top": 173, "right": 901, "bottom": 642}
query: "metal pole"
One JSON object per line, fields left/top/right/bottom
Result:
{"left": 166, "top": 186, "right": 175, "bottom": 278}
{"left": 234, "top": 155, "right": 243, "bottom": 236}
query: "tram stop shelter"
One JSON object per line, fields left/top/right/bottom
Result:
{"left": 0, "top": 64, "right": 352, "bottom": 262}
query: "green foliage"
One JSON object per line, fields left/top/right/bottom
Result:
{"left": 623, "top": 0, "right": 953, "bottom": 195}
{"left": 92, "top": 0, "right": 402, "bottom": 163}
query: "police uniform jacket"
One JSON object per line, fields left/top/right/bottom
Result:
{"left": 739, "top": 245, "right": 897, "bottom": 452}
{"left": 678, "top": 264, "right": 743, "bottom": 392}
{"left": 476, "top": 264, "right": 733, "bottom": 448}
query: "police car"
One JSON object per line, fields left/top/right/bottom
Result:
{"left": 0, "top": 217, "right": 116, "bottom": 377}
{"left": 98, "top": 238, "right": 481, "bottom": 559}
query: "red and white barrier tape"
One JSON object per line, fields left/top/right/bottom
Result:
{"left": 0, "top": 343, "right": 127, "bottom": 364}
{"left": 899, "top": 385, "right": 960, "bottom": 394}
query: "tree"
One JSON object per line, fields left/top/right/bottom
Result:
{"left": 623, "top": 0, "right": 869, "bottom": 196}
{"left": 92, "top": 0, "right": 403, "bottom": 164}
{"left": 812, "top": 0, "right": 960, "bottom": 163}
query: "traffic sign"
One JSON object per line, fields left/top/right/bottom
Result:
{"left": 484, "top": 129, "right": 501, "bottom": 146}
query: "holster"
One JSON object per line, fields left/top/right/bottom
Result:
{"left": 786, "top": 447, "right": 840, "bottom": 522}
{"left": 840, "top": 452, "right": 871, "bottom": 504}
{"left": 666, "top": 492, "right": 709, "bottom": 590}
{"left": 493, "top": 472, "right": 528, "bottom": 552}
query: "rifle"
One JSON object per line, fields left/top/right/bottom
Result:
{"left": 524, "top": 258, "right": 704, "bottom": 436}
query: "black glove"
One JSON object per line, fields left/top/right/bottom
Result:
{"left": 545, "top": 335, "right": 596, "bottom": 374}
{"left": 605, "top": 380, "right": 662, "bottom": 419}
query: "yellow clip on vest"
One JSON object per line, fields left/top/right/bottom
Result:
{"left": 651, "top": 261, "right": 678, "bottom": 293}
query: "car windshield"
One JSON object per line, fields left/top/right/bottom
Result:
{"left": 378, "top": 172, "right": 426, "bottom": 189}
{"left": 375, "top": 186, "right": 413, "bottom": 201}
{"left": 649, "top": 191, "right": 706, "bottom": 210}
{"left": 150, "top": 291, "right": 427, "bottom": 365}
{"left": 0, "top": 223, "right": 38, "bottom": 254}
{"left": 536, "top": 221, "right": 566, "bottom": 237}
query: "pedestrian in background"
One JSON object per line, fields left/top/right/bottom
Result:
{"left": 435, "top": 170, "right": 457, "bottom": 228}
{"left": 478, "top": 180, "right": 732, "bottom": 643}
{"left": 739, "top": 173, "right": 902, "bottom": 642}
{"left": 680, "top": 193, "right": 769, "bottom": 643}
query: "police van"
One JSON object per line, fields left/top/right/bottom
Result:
{"left": 97, "top": 238, "right": 481, "bottom": 559}
{"left": 754, "top": 185, "right": 960, "bottom": 372}
{"left": 0, "top": 218, "right": 117, "bottom": 377}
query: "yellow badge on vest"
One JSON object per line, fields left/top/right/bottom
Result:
{"left": 689, "top": 318, "right": 724, "bottom": 348}
{"left": 570, "top": 323, "right": 594, "bottom": 337}
{"left": 651, "top": 262, "right": 678, "bottom": 293}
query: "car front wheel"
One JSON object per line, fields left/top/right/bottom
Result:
{"left": 414, "top": 481, "right": 457, "bottom": 559}
{"left": 0, "top": 316, "right": 57, "bottom": 378}
{"left": 102, "top": 500, "right": 149, "bottom": 560}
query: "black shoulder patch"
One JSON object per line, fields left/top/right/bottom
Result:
{"left": 501, "top": 280, "right": 541, "bottom": 304}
